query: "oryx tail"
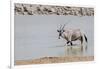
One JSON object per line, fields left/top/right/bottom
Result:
{"left": 81, "top": 33, "right": 88, "bottom": 43}
{"left": 84, "top": 34, "right": 88, "bottom": 43}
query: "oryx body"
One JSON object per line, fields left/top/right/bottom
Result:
{"left": 57, "top": 24, "right": 88, "bottom": 50}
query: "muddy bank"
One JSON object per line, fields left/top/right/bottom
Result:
{"left": 15, "top": 3, "right": 94, "bottom": 16}
{"left": 15, "top": 56, "right": 94, "bottom": 65}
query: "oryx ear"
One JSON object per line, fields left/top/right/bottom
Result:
{"left": 57, "top": 30, "right": 59, "bottom": 32}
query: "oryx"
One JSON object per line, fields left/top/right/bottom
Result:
{"left": 57, "top": 24, "right": 88, "bottom": 50}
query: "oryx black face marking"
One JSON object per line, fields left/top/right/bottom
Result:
{"left": 57, "top": 30, "right": 64, "bottom": 39}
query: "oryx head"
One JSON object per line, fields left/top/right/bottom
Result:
{"left": 57, "top": 24, "right": 66, "bottom": 39}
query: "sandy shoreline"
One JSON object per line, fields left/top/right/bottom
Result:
{"left": 15, "top": 56, "right": 94, "bottom": 65}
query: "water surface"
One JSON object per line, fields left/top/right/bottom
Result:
{"left": 14, "top": 15, "right": 94, "bottom": 60}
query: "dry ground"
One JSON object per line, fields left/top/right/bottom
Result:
{"left": 15, "top": 56, "right": 94, "bottom": 65}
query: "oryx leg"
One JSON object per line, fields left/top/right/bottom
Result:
{"left": 67, "top": 41, "right": 70, "bottom": 46}
{"left": 80, "top": 34, "right": 88, "bottom": 51}
{"left": 67, "top": 41, "right": 73, "bottom": 46}
{"left": 67, "top": 41, "right": 70, "bottom": 44}
{"left": 68, "top": 33, "right": 73, "bottom": 46}
{"left": 80, "top": 36, "right": 83, "bottom": 45}
{"left": 64, "top": 41, "right": 68, "bottom": 46}
{"left": 70, "top": 41, "right": 73, "bottom": 46}
{"left": 80, "top": 36, "right": 83, "bottom": 51}
{"left": 84, "top": 34, "right": 88, "bottom": 51}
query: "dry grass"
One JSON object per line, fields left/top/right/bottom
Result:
{"left": 15, "top": 56, "right": 94, "bottom": 65}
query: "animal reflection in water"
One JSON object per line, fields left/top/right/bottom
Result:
{"left": 57, "top": 24, "right": 88, "bottom": 55}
